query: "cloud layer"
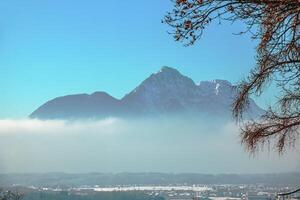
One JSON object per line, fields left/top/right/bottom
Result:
{"left": 0, "top": 118, "right": 299, "bottom": 173}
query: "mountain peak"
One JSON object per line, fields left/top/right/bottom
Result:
{"left": 157, "top": 66, "right": 180, "bottom": 74}
{"left": 137, "top": 66, "right": 194, "bottom": 88}
{"left": 91, "top": 91, "right": 113, "bottom": 97}
{"left": 212, "top": 79, "right": 232, "bottom": 86}
{"left": 198, "top": 79, "right": 232, "bottom": 86}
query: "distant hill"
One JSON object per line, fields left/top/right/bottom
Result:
{"left": 1, "top": 172, "right": 300, "bottom": 187}
{"left": 30, "top": 66, "right": 264, "bottom": 120}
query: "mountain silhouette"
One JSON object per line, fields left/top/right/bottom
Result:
{"left": 30, "top": 66, "right": 264, "bottom": 119}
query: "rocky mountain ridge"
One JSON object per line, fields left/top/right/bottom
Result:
{"left": 30, "top": 66, "right": 264, "bottom": 119}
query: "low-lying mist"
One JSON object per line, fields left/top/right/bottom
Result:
{"left": 0, "top": 117, "right": 299, "bottom": 174}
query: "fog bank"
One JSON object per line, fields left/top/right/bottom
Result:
{"left": 0, "top": 118, "right": 299, "bottom": 173}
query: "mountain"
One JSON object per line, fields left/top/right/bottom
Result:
{"left": 30, "top": 92, "right": 122, "bottom": 119}
{"left": 30, "top": 66, "right": 264, "bottom": 119}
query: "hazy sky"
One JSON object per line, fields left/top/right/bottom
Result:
{"left": 0, "top": 0, "right": 275, "bottom": 118}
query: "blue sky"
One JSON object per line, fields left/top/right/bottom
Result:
{"left": 0, "top": 0, "right": 272, "bottom": 118}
